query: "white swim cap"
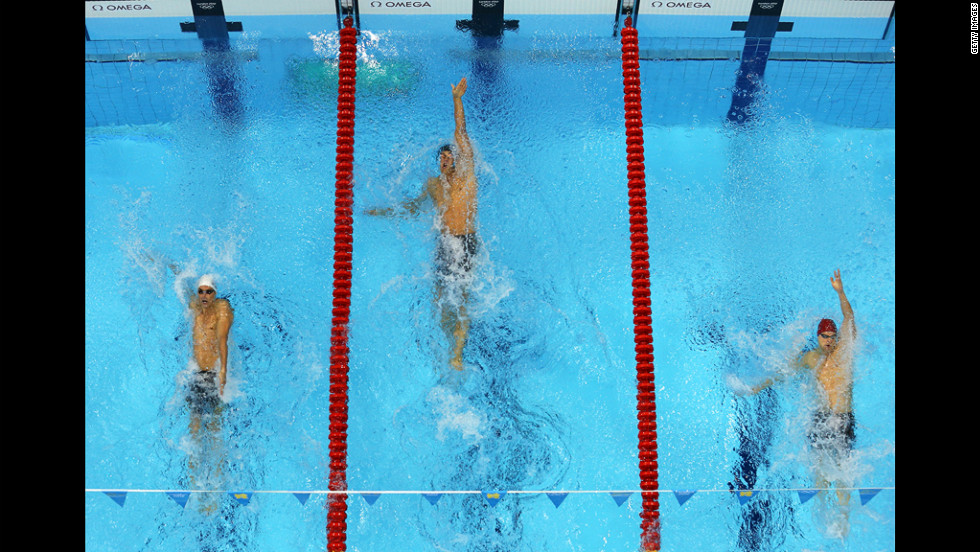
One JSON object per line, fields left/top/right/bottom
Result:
{"left": 197, "top": 274, "right": 217, "bottom": 292}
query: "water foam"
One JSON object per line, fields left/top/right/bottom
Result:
{"left": 427, "top": 385, "right": 485, "bottom": 444}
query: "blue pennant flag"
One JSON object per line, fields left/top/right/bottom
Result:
{"left": 229, "top": 492, "right": 252, "bottom": 506}
{"left": 797, "top": 489, "right": 819, "bottom": 504}
{"left": 546, "top": 492, "right": 568, "bottom": 508}
{"left": 483, "top": 491, "right": 506, "bottom": 507}
{"left": 360, "top": 493, "right": 381, "bottom": 506}
{"left": 293, "top": 493, "right": 311, "bottom": 506}
{"left": 610, "top": 492, "right": 632, "bottom": 507}
{"left": 167, "top": 492, "right": 191, "bottom": 508}
{"left": 859, "top": 488, "right": 882, "bottom": 505}
{"left": 736, "top": 490, "right": 754, "bottom": 505}
{"left": 673, "top": 490, "right": 697, "bottom": 506}
{"left": 422, "top": 493, "right": 442, "bottom": 505}
{"left": 104, "top": 491, "right": 127, "bottom": 507}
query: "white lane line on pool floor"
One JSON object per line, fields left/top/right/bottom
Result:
{"left": 86, "top": 487, "right": 896, "bottom": 494}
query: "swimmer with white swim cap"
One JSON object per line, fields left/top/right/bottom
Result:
{"left": 189, "top": 274, "right": 233, "bottom": 397}
{"left": 136, "top": 251, "right": 235, "bottom": 402}
{"left": 136, "top": 250, "right": 237, "bottom": 512}
{"left": 183, "top": 273, "right": 234, "bottom": 513}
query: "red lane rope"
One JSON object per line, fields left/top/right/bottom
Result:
{"left": 327, "top": 16, "right": 357, "bottom": 552}
{"left": 621, "top": 16, "right": 660, "bottom": 552}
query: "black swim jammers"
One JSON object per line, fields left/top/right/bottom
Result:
{"left": 807, "top": 408, "right": 856, "bottom": 454}
{"left": 186, "top": 370, "right": 221, "bottom": 416}
{"left": 435, "top": 233, "right": 479, "bottom": 281}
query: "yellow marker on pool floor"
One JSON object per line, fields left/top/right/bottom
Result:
{"left": 483, "top": 491, "right": 505, "bottom": 507}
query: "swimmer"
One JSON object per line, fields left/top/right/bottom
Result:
{"left": 184, "top": 274, "right": 234, "bottom": 513}
{"left": 137, "top": 251, "right": 235, "bottom": 403}
{"left": 367, "top": 77, "right": 478, "bottom": 371}
{"left": 735, "top": 269, "right": 857, "bottom": 536}
{"left": 137, "top": 250, "right": 237, "bottom": 512}
{"left": 188, "top": 274, "right": 234, "bottom": 403}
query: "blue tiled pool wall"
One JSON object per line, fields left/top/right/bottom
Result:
{"left": 85, "top": 8, "right": 895, "bottom": 128}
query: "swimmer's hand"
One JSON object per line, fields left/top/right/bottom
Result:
{"left": 140, "top": 248, "right": 181, "bottom": 275}
{"left": 366, "top": 203, "right": 423, "bottom": 217}
{"left": 451, "top": 76, "right": 467, "bottom": 99}
{"left": 830, "top": 268, "right": 844, "bottom": 294}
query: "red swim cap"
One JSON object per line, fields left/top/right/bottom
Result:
{"left": 817, "top": 318, "right": 837, "bottom": 335}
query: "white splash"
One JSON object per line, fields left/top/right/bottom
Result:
{"left": 427, "top": 386, "right": 485, "bottom": 444}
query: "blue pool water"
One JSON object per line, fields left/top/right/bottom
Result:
{"left": 85, "top": 23, "right": 895, "bottom": 552}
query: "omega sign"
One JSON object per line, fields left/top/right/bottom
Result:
{"left": 369, "top": 1, "right": 432, "bottom": 7}
{"left": 89, "top": 3, "right": 153, "bottom": 11}
{"left": 649, "top": 2, "right": 712, "bottom": 7}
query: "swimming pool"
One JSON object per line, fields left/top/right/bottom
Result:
{"left": 85, "top": 7, "right": 895, "bottom": 552}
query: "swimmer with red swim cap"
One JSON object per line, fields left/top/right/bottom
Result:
{"left": 365, "top": 77, "right": 478, "bottom": 373}
{"left": 737, "top": 272, "right": 854, "bottom": 396}
{"left": 734, "top": 269, "right": 858, "bottom": 536}
{"left": 816, "top": 317, "right": 838, "bottom": 352}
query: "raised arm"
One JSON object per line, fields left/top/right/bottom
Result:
{"left": 451, "top": 77, "right": 473, "bottom": 165}
{"left": 140, "top": 249, "right": 194, "bottom": 304}
{"left": 830, "top": 269, "right": 856, "bottom": 338}
{"left": 138, "top": 248, "right": 177, "bottom": 274}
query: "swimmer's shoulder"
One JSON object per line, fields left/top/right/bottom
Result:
{"left": 800, "top": 349, "right": 823, "bottom": 369}
{"left": 215, "top": 298, "right": 234, "bottom": 315}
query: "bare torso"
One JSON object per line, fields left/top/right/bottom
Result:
{"left": 191, "top": 299, "right": 233, "bottom": 371}
{"left": 804, "top": 344, "right": 854, "bottom": 413}
{"left": 428, "top": 171, "right": 477, "bottom": 235}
